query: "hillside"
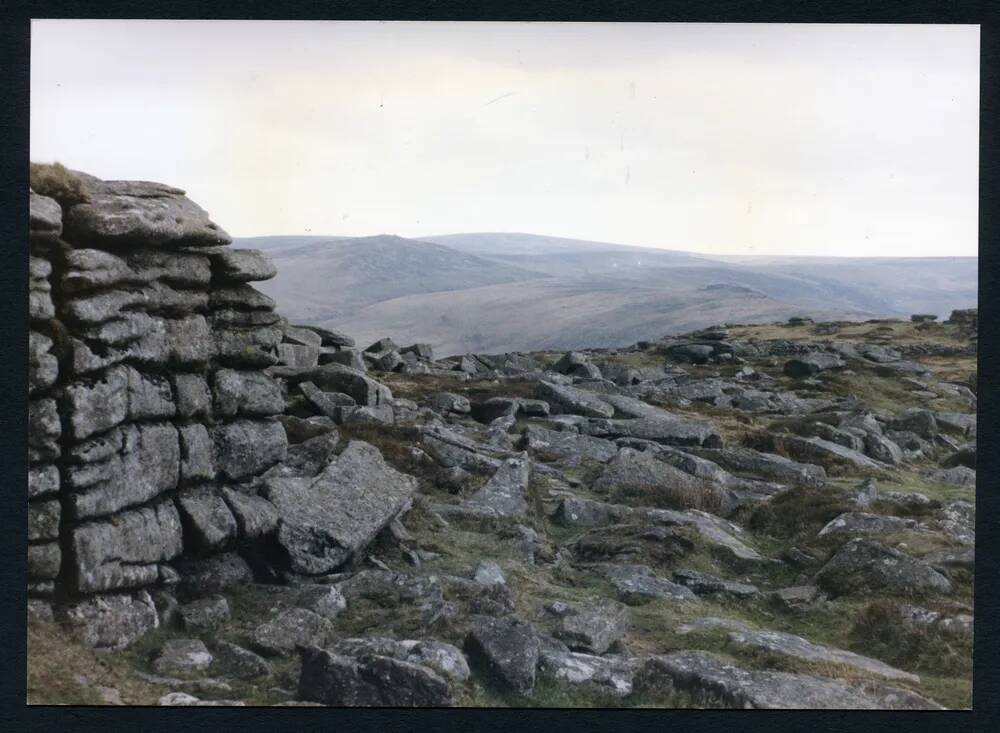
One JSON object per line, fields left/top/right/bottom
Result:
{"left": 237, "top": 233, "right": 976, "bottom": 357}
{"left": 245, "top": 234, "right": 549, "bottom": 323}
{"left": 28, "top": 174, "right": 976, "bottom": 709}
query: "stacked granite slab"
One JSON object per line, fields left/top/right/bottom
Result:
{"left": 28, "top": 192, "right": 64, "bottom": 600}
{"left": 28, "top": 170, "right": 287, "bottom": 648}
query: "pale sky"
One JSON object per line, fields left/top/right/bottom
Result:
{"left": 31, "top": 21, "right": 979, "bottom": 256}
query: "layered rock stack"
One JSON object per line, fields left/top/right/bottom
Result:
{"left": 28, "top": 168, "right": 287, "bottom": 647}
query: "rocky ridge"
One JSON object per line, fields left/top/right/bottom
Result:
{"left": 27, "top": 169, "right": 976, "bottom": 709}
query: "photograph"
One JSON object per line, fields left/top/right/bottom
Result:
{"left": 26, "top": 19, "right": 978, "bottom": 709}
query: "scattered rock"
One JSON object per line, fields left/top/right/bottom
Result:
{"left": 815, "top": 539, "right": 952, "bottom": 597}
{"left": 464, "top": 616, "right": 541, "bottom": 694}
{"left": 556, "top": 599, "right": 629, "bottom": 654}
{"left": 597, "top": 564, "right": 697, "bottom": 605}
{"left": 179, "top": 596, "right": 231, "bottom": 633}
{"left": 252, "top": 608, "right": 335, "bottom": 657}
{"left": 152, "top": 638, "right": 213, "bottom": 675}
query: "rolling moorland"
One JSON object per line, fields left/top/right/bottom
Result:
{"left": 27, "top": 167, "right": 976, "bottom": 709}
{"left": 240, "top": 232, "right": 977, "bottom": 355}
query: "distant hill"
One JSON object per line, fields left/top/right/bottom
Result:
{"left": 239, "top": 234, "right": 548, "bottom": 324}
{"left": 235, "top": 232, "right": 977, "bottom": 356}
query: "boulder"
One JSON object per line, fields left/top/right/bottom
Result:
{"left": 263, "top": 441, "right": 417, "bottom": 574}
{"left": 551, "top": 351, "right": 602, "bottom": 379}
{"left": 538, "top": 649, "right": 636, "bottom": 696}
{"left": 64, "top": 177, "right": 231, "bottom": 246}
{"left": 817, "top": 512, "right": 918, "bottom": 538}
{"left": 693, "top": 446, "right": 826, "bottom": 486}
{"left": 212, "top": 419, "right": 287, "bottom": 480}
{"left": 298, "top": 647, "right": 454, "bottom": 706}
{"left": 556, "top": 600, "right": 629, "bottom": 654}
{"left": 296, "top": 585, "right": 348, "bottom": 620}
{"left": 727, "top": 629, "right": 919, "bottom": 683}
{"left": 30, "top": 190, "right": 62, "bottom": 234}
{"left": 175, "top": 552, "right": 254, "bottom": 593}
{"left": 152, "top": 639, "right": 214, "bottom": 675}
{"left": 428, "top": 391, "right": 472, "bottom": 415}
{"left": 536, "top": 381, "right": 615, "bottom": 419}
{"left": 593, "top": 448, "right": 737, "bottom": 515}
{"left": 28, "top": 331, "right": 58, "bottom": 395}
{"left": 327, "top": 637, "right": 470, "bottom": 682}
{"left": 179, "top": 596, "right": 231, "bottom": 633}
{"left": 436, "top": 453, "right": 530, "bottom": 521}
{"left": 921, "top": 466, "right": 976, "bottom": 487}
{"left": 815, "top": 539, "right": 952, "bottom": 597}
{"left": 464, "top": 616, "right": 541, "bottom": 694}
{"left": 65, "top": 422, "right": 180, "bottom": 520}
{"left": 214, "top": 641, "right": 273, "bottom": 680}
{"left": 472, "top": 561, "right": 507, "bottom": 588}
{"left": 212, "top": 369, "right": 284, "bottom": 418}
{"left": 524, "top": 425, "right": 618, "bottom": 465}
{"left": 783, "top": 353, "right": 845, "bottom": 378}
{"left": 176, "top": 486, "right": 238, "bottom": 554}
{"left": 219, "top": 487, "right": 280, "bottom": 538}
{"left": 299, "top": 325, "right": 355, "bottom": 348}
{"left": 672, "top": 568, "right": 758, "bottom": 599}
{"left": 772, "top": 434, "right": 888, "bottom": 473}
{"left": 584, "top": 414, "right": 723, "bottom": 448}
{"left": 178, "top": 424, "right": 214, "bottom": 482}
{"left": 277, "top": 343, "right": 320, "bottom": 368}
{"left": 60, "top": 590, "right": 159, "bottom": 651}
{"left": 252, "top": 608, "right": 335, "bottom": 657}
{"left": 597, "top": 564, "right": 697, "bottom": 605}
{"left": 69, "top": 499, "right": 184, "bottom": 593}
{"left": 64, "top": 365, "right": 130, "bottom": 440}
{"left": 639, "top": 652, "right": 939, "bottom": 709}
{"left": 28, "top": 397, "right": 61, "bottom": 462}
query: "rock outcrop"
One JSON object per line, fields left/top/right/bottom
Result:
{"left": 29, "top": 170, "right": 286, "bottom": 648}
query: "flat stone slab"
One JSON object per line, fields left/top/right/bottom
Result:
{"left": 583, "top": 414, "right": 723, "bottom": 448}
{"left": 328, "top": 637, "right": 470, "bottom": 682}
{"left": 538, "top": 649, "right": 637, "bottom": 697}
{"left": 596, "top": 564, "right": 697, "bottom": 605}
{"left": 524, "top": 425, "right": 619, "bottom": 465}
{"left": 298, "top": 646, "right": 454, "bottom": 706}
{"left": 264, "top": 440, "right": 417, "bottom": 575}
{"left": 773, "top": 434, "right": 888, "bottom": 473}
{"left": 640, "top": 652, "right": 940, "bottom": 709}
{"left": 436, "top": 453, "right": 531, "bottom": 521}
{"left": 593, "top": 448, "right": 737, "bottom": 515}
{"left": 251, "top": 608, "right": 335, "bottom": 657}
{"left": 536, "top": 380, "right": 615, "bottom": 419}
{"left": 152, "top": 638, "right": 213, "bottom": 675}
{"left": 818, "top": 511, "right": 920, "bottom": 538}
{"left": 690, "top": 446, "right": 826, "bottom": 487}
{"left": 64, "top": 176, "right": 231, "bottom": 246}
{"left": 726, "top": 629, "right": 920, "bottom": 683}
{"left": 646, "top": 509, "right": 767, "bottom": 566}
{"left": 672, "top": 569, "right": 758, "bottom": 599}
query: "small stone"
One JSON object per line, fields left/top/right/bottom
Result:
{"left": 152, "top": 638, "right": 214, "bottom": 675}
{"left": 557, "top": 599, "right": 630, "bottom": 654}
{"left": 472, "top": 561, "right": 507, "bottom": 588}
{"left": 179, "top": 596, "right": 231, "bottom": 633}
{"left": 252, "top": 608, "right": 334, "bottom": 657}
{"left": 214, "top": 641, "right": 273, "bottom": 680}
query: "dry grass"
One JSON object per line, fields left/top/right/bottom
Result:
{"left": 30, "top": 161, "right": 90, "bottom": 205}
{"left": 27, "top": 615, "right": 161, "bottom": 705}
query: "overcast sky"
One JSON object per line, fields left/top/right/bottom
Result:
{"left": 31, "top": 21, "right": 979, "bottom": 256}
